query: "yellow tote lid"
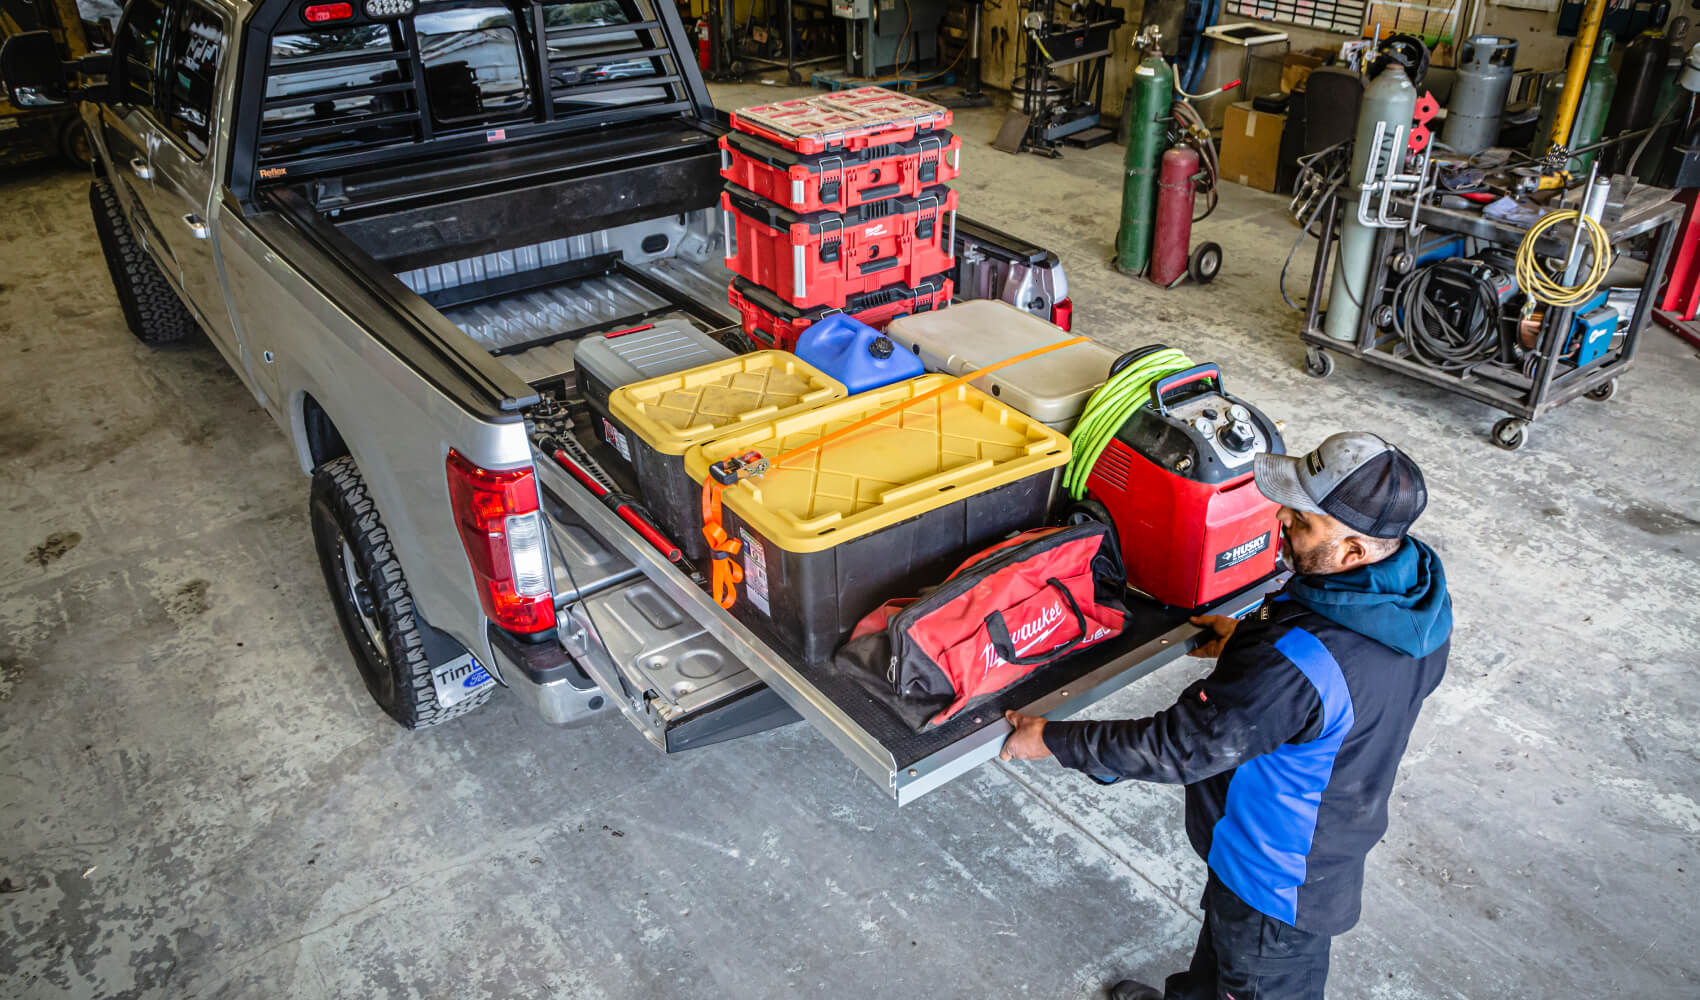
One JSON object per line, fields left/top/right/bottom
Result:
{"left": 685, "top": 375, "right": 1071, "bottom": 553}
{"left": 609, "top": 350, "right": 846, "bottom": 455}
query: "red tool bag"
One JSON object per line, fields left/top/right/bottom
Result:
{"left": 719, "top": 129, "right": 963, "bottom": 214}
{"left": 728, "top": 273, "right": 953, "bottom": 351}
{"left": 834, "top": 522, "right": 1130, "bottom": 730}
{"left": 721, "top": 183, "right": 957, "bottom": 310}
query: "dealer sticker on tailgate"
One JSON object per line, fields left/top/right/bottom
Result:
{"left": 431, "top": 654, "right": 493, "bottom": 708}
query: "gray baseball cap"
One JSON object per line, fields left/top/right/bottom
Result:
{"left": 1253, "top": 432, "right": 1427, "bottom": 539}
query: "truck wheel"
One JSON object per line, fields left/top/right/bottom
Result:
{"left": 88, "top": 178, "right": 198, "bottom": 346}
{"left": 310, "top": 456, "right": 494, "bottom": 728}
{"left": 59, "top": 116, "right": 94, "bottom": 169}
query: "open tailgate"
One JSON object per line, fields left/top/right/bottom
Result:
{"left": 532, "top": 452, "right": 1280, "bottom": 805}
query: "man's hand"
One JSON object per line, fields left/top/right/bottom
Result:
{"left": 1000, "top": 710, "right": 1052, "bottom": 761}
{"left": 1188, "top": 614, "right": 1238, "bottom": 659}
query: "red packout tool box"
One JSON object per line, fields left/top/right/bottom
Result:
{"left": 727, "top": 86, "right": 953, "bottom": 156}
{"left": 718, "top": 129, "right": 963, "bottom": 214}
{"left": 728, "top": 274, "right": 954, "bottom": 351}
{"left": 721, "top": 183, "right": 958, "bottom": 310}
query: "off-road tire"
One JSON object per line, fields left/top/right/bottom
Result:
{"left": 88, "top": 178, "right": 198, "bottom": 346}
{"left": 310, "top": 456, "right": 494, "bottom": 728}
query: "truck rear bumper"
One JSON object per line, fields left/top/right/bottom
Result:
{"left": 486, "top": 624, "right": 612, "bottom": 727}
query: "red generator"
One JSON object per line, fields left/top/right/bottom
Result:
{"left": 727, "top": 86, "right": 952, "bottom": 156}
{"left": 719, "top": 129, "right": 963, "bottom": 214}
{"left": 728, "top": 274, "right": 953, "bottom": 350}
{"left": 721, "top": 183, "right": 957, "bottom": 310}
{"left": 1084, "top": 363, "right": 1286, "bottom": 608}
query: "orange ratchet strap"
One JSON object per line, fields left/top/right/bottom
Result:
{"left": 700, "top": 335, "right": 1090, "bottom": 608}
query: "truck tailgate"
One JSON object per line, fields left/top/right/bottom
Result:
{"left": 533, "top": 450, "right": 1281, "bottom": 804}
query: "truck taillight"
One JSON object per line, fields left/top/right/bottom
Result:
{"left": 446, "top": 450, "right": 556, "bottom": 634}
{"left": 1050, "top": 297, "right": 1074, "bottom": 331}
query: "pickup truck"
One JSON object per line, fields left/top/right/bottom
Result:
{"left": 1, "top": 0, "right": 1272, "bottom": 804}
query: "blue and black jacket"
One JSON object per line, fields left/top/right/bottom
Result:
{"left": 1043, "top": 537, "right": 1453, "bottom": 935}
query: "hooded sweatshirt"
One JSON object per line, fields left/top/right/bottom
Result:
{"left": 1044, "top": 537, "right": 1453, "bottom": 934}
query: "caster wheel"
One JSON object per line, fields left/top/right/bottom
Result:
{"left": 730, "top": 59, "right": 747, "bottom": 75}
{"left": 1058, "top": 498, "right": 1120, "bottom": 555}
{"left": 1188, "top": 242, "right": 1223, "bottom": 284}
{"left": 1492, "top": 417, "right": 1528, "bottom": 450}
{"left": 1586, "top": 378, "right": 1617, "bottom": 402}
{"left": 1304, "top": 346, "right": 1335, "bottom": 379}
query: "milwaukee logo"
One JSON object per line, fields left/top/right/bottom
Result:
{"left": 864, "top": 223, "right": 888, "bottom": 238}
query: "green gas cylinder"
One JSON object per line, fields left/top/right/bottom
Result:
{"left": 1115, "top": 53, "right": 1173, "bottom": 275}
{"left": 1568, "top": 31, "right": 1617, "bottom": 173}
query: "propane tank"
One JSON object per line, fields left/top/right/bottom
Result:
{"left": 1116, "top": 30, "right": 1173, "bottom": 276}
{"left": 1567, "top": 31, "right": 1618, "bottom": 173}
{"left": 1442, "top": 36, "right": 1517, "bottom": 155}
{"left": 1323, "top": 61, "right": 1417, "bottom": 342}
{"left": 1150, "top": 146, "right": 1199, "bottom": 287}
{"left": 1601, "top": 25, "right": 1671, "bottom": 174}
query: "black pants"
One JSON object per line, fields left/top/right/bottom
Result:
{"left": 1162, "top": 873, "right": 1332, "bottom": 1000}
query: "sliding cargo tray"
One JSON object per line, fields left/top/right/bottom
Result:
{"left": 534, "top": 453, "right": 1282, "bottom": 804}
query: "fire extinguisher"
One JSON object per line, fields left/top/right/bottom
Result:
{"left": 696, "top": 16, "right": 711, "bottom": 71}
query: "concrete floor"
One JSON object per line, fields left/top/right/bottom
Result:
{"left": 2, "top": 82, "right": 1698, "bottom": 999}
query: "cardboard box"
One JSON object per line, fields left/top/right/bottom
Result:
{"left": 1219, "top": 102, "right": 1285, "bottom": 193}
{"left": 1281, "top": 52, "right": 1324, "bottom": 93}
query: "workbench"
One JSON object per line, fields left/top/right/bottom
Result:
{"left": 1300, "top": 183, "right": 1683, "bottom": 449}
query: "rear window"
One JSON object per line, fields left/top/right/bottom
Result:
{"left": 416, "top": 5, "right": 530, "bottom": 126}
{"left": 261, "top": 24, "right": 414, "bottom": 161}
{"left": 540, "top": 0, "right": 669, "bottom": 114}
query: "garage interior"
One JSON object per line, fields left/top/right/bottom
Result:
{"left": 3, "top": 3, "right": 1700, "bottom": 994}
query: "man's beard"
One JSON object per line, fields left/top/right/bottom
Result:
{"left": 1283, "top": 526, "right": 1335, "bottom": 576}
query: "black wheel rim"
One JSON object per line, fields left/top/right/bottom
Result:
{"left": 322, "top": 514, "right": 395, "bottom": 705}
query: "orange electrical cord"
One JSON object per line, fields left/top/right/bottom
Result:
{"left": 701, "top": 335, "right": 1091, "bottom": 609}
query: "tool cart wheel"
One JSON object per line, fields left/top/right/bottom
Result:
{"left": 1188, "top": 242, "right": 1223, "bottom": 284}
{"left": 1492, "top": 417, "right": 1529, "bottom": 451}
{"left": 1586, "top": 378, "right": 1618, "bottom": 402}
{"left": 1303, "top": 346, "right": 1335, "bottom": 379}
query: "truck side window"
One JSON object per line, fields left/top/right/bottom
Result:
{"left": 115, "top": 0, "right": 168, "bottom": 105}
{"left": 163, "top": 2, "right": 224, "bottom": 156}
{"left": 415, "top": 5, "right": 530, "bottom": 126}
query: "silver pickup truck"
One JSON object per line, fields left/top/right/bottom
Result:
{"left": 2, "top": 0, "right": 1270, "bottom": 803}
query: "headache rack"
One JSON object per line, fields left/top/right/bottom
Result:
{"left": 229, "top": 0, "right": 713, "bottom": 203}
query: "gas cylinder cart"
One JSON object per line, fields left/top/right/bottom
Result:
{"left": 1298, "top": 180, "right": 1682, "bottom": 450}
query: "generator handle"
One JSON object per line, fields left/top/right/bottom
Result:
{"left": 1151, "top": 364, "right": 1223, "bottom": 416}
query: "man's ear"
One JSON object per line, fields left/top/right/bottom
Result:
{"left": 1337, "top": 535, "right": 1370, "bottom": 570}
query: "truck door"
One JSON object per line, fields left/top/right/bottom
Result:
{"left": 103, "top": 0, "right": 175, "bottom": 272}
{"left": 147, "top": 0, "right": 241, "bottom": 359}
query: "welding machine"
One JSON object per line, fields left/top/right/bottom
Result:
{"left": 1083, "top": 363, "right": 1285, "bottom": 608}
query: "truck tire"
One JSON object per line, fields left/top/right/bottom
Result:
{"left": 310, "top": 456, "right": 494, "bottom": 728}
{"left": 88, "top": 178, "right": 198, "bottom": 346}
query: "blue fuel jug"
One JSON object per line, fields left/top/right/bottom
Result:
{"left": 795, "top": 313, "right": 924, "bottom": 394}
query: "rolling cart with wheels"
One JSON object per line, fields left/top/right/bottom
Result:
{"left": 1297, "top": 187, "right": 1682, "bottom": 450}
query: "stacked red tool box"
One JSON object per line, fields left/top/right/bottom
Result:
{"left": 721, "top": 88, "right": 958, "bottom": 351}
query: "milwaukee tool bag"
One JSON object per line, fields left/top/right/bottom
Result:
{"left": 835, "top": 522, "right": 1130, "bottom": 730}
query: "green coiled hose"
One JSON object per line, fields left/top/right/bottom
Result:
{"left": 1064, "top": 347, "right": 1195, "bottom": 500}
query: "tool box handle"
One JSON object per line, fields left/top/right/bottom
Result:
{"left": 858, "top": 256, "right": 901, "bottom": 275}
{"left": 1151, "top": 363, "right": 1223, "bottom": 416}
{"left": 859, "top": 182, "right": 902, "bottom": 200}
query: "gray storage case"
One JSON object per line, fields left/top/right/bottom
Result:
{"left": 886, "top": 300, "right": 1118, "bottom": 431}
{"left": 574, "top": 319, "right": 735, "bottom": 416}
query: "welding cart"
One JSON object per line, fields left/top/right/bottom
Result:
{"left": 1300, "top": 185, "right": 1683, "bottom": 449}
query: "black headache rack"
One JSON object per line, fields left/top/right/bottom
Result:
{"left": 229, "top": 0, "right": 715, "bottom": 206}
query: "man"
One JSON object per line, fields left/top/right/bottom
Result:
{"left": 1002, "top": 432, "right": 1453, "bottom": 1000}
